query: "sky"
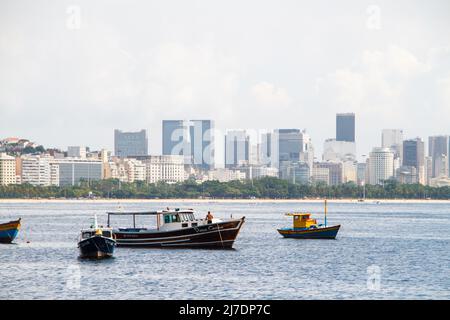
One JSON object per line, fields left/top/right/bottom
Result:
{"left": 1, "top": 0, "right": 450, "bottom": 161}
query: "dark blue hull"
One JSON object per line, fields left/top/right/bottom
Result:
{"left": 78, "top": 236, "right": 116, "bottom": 259}
{"left": 278, "top": 225, "right": 340, "bottom": 239}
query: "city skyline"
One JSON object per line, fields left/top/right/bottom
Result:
{"left": 1, "top": 1, "right": 450, "bottom": 158}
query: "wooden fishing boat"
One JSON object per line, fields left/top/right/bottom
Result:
{"left": 107, "top": 208, "right": 245, "bottom": 249}
{"left": 78, "top": 215, "right": 116, "bottom": 259}
{"left": 277, "top": 200, "right": 340, "bottom": 239}
{"left": 0, "top": 218, "right": 21, "bottom": 244}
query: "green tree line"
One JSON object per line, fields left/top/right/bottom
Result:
{"left": 1, "top": 177, "right": 450, "bottom": 199}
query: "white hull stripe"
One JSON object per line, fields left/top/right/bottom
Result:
{"left": 118, "top": 239, "right": 235, "bottom": 246}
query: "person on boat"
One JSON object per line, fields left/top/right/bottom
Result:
{"left": 206, "top": 211, "right": 214, "bottom": 224}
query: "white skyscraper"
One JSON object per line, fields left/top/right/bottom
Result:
{"left": 369, "top": 147, "right": 394, "bottom": 185}
{"left": 382, "top": 129, "right": 403, "bottom": 160}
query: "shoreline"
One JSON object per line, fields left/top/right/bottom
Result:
{"left": 0, "top": 198, "right": 449, "bottom": 204}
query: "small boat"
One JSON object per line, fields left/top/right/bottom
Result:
{"left": 277, "top": 200, "right": 340, "bottom": 239}
{"left": 107, "top": 208, "right": 245, "bottom": 249}
{"left": 0, "top": 218, "right": 21, "bottom": 244}
{"left": 78, "top": 215, "right": 116, "bottom": 259}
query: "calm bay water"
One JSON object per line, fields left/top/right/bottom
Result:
{"left": 1, "top": 200, "right": 449, "bottom": 300}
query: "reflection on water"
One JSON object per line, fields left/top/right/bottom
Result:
{"left": 1, "top": 201, "right": 450, "bottom": 299}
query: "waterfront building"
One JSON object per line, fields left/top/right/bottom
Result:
{"left": 428, "top": 135, "right": 449, "bottom": 178}
{"left": 239, "top": 165, "right": 279, "bottom": 180}
{"left": 314, "top": 162, "right": 343, "bottom": 186}
{"left": 0, "top": 153, "right": 17, "bottom": 185}
{"left": 356, "top": 162, "right": 366, "bottom": 186}
{"left": 21, "top": 155, "right": 53, "bottom": 186}
{"left": 123, "top": 158, "right": 146, "bottom": 183}
{"left": 403, "top": 138, "right": 425, "bottom": 184}
{"left": 207, "top": 168, "right": 246, "bottom": 183}
{"left": 280, "top": 161, "right": 310, "bottom": 184}
{"left": 336, "top": 113, "right": 355, "bottom": 142}
{"left": 396, "top": 166, "right": 418, "bottom": 184}
{"left": 67, "top": 146, "right": 87, "bottom": 158}
{"left": 133, "top": 155, "right": 185, "bottom": 184}
{"left": 368, "top": 147, "right": 394, "bottom": 185}
{"left": 51, "top": 158, "right": 103, "bottom": 186}
{"left": 162, "top": 120, "right": 214, "bottom": 169}
{"left": 225, "top": 130, "right": 250, "bottom": 168}
{"left": 311, "top": 165, "right": 330, "bottom": 185}
{"left": 114, "top": 129, "right": 148, "bottom": 158}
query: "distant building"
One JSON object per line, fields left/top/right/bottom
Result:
{"left": 207, "top": 168, "right": 246, "bottom": 183}
{"left": 276, "top": 129, "right": 313, "bottom": 178}
{"left": 428, "top": 135, "right": 449, "bottom": 178}
{"left": 314, "top": 162, "right": 343, "bottom": 186}
{"left": 114, "top": 129, "right": 148, "bottom": 158}
{"left": 336, "top": 113, "right": 355, "bottom": 142}
{"left": 225, "top": 130, "right": 250, "bottom": 168}
{"left": 403, "top": 138, "right": 425, "bottom": 184}
{"left": 67, "top": 146, "right": 87, "bottom": 158}
{"left": 134, "top": 155, "right": 185, "bottom": 184}
{"left": 280, "top": 161, "right": 310, "bottom": 184}
{"left": 312, "top": 165, "right": 330, "bottom": 185}
{"left": 21, "top": 155, "right": 53, "bottom": 186}
{"left": 323, "top": 139, "right": 356, "bottom": 162}
{"left": 239, "top": 165, "right": 279, "bottom": 180}
{"left": 368, "top": 147, "right": 394, "bottom": 185}
{"left": 51, "top": 158, "right": 103, "bottom": 186}
{"left": 356, "top": 162, "right": 366, "bottom": 186}
{"left": 0, "top": 153, "right": 17, "bottom": 185}
{"left": 382, "top": 129, "right": 403, "bottom": 161}
{"left": 396, "top": 166, "right": 418, "bottom": 184}
{"left": 162, "top": 120, "right": 214, "bottom": 169}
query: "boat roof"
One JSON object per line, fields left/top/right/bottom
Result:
{"left": 285, "top": 213, "right": 312, "bottom": 216}
{"left": 106, "top": 209, "right": 194, "bottom": 215}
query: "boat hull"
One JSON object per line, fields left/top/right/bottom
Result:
{"left": 113, "top": 218, "right": 245, "bottom": 249}
{"left": 78, "top": 235, "right": 116, "bottom": 259}
{"left": 277, "top": 225, "right": 340, "bottom": 239}
{"left": 0, "top": 219, "right": 21, "bottom": 244}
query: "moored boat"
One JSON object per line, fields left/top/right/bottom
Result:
{"left": 78, "top": 216, "right": 116, "bottom": 259}
{"left": 107, "top": 208, "right": 245, "bottom": 249}
{"left": 0, "top": 218, "right": 21, "bottom": 244}
{"left": 277, "top": 200, "right": 340, "bottom": 239}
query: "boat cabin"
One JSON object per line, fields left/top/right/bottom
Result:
{"left": 286, "top": 213, "right": 317, "bottom": 229}
{"left": 80, "top": 228, "right": 113, "bottom": 240}
{"left": 107, "top": 208, "right": 216, "bottom": 232}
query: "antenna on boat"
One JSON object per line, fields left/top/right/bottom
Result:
{"left": 324, "top": 199, "right": 327, "bottom": 227}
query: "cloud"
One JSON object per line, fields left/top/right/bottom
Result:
{"left": 250, "top": 82, "right": 292, "bottom": 107}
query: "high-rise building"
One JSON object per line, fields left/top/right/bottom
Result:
{"left": 0, "top": 153, "right": 17, "bottom": 185}
{"left": 114, "top": 129, "right": 148, "bottom": 158}
{"left": 368, "top": 147, "right": 394, "bottom": 185}
{"left": 275, "top": 129, "right": 313, "bottom": 174}
{"left": 382, "top": 129, "right": 403, "bottom": 160}
{"left": 428, "top": 135, "right": 449, "bottom": 178}
{"left": 323, "top": 139, "right": 356, "bottom": 162}
{"left": 336, "top": 113, "right": 355, "bottom": 142}
{"left": 403, "top": 138, "right": 425, "bottom": 184}
{"left": 225, "top": 130, "right": 250, "bottom": 168}
{"left": 162, "top": 120, "right": 214, "bottom": 169}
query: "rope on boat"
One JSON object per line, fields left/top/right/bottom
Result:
{"left": 217, "top": 222, "right": 224, "bottom": 248}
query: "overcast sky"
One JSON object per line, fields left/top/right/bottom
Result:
{"left": 1, "top": 0, "right": 450, "bottom": 160}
